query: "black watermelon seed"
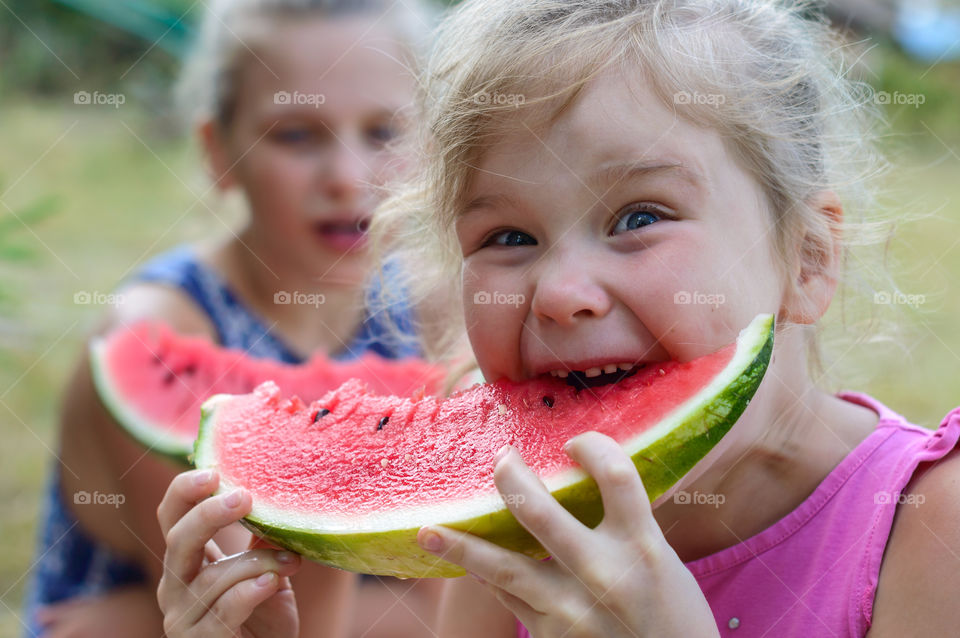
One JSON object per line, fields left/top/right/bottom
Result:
{"left": 314, "top": 408, "right": 330, "bottom": 422}
{"left": 183, "top": 364, "right": 197, "bottom": 375}
{"left": 542, "top": 395, "right": 554, "bottom": 408}
{"left": 163, "top": 371, "right": 176, "bottom": 384}
{"left": 377, "top": 416, "right": 389, "bottom": 430}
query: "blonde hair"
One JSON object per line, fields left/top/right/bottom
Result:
{"left": 371, "top": 0, "right": 894, "bottom": 383}
{"left": 176, "top": 0, "right": 436, "bottom": 129}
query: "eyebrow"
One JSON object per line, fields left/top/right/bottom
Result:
{"left": 459, "top": 159, "right": 701, "bottom": 218}
{"left": 587, "top": 159, "right": 701, "bottom": 189}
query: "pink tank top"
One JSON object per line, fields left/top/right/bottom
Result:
{"left": 517, "top": 393, "right": 960, "bottom": 638}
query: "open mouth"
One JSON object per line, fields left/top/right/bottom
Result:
{"left": 547, "top": 364, "right": 645, "bottom": 390}
{"left": 312, "top": 218, "right": 371, "bottom": 252}
{"left": 314, "top": 218, "right": 370, "bottom": 234}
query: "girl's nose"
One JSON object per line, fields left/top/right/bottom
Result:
{"left": 321, "top": 137, "right": 370, "bottom": 201}
{"left": 530, "top": 257, "right": 612, "bottom": 327}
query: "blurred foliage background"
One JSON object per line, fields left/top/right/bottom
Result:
{"left": 1, "top": 1, "right": 959, "bottom": 636}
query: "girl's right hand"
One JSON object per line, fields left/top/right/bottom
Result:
{"left": 157, "top": 469, "right": 302, "bottom": 638}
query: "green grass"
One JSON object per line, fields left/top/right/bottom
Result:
{"left": 1, "top": 82, "right": 959, "bottom": 637}
{"left": 0, "top": 97, "right": 224, "bottom": 637}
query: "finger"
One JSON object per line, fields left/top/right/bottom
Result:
{"left": 157, "top": 469, "right": 219, "bottom": 537}
{"left": 205, "top": 539, "right": 226, "bottom": 563}
{"left": 162, "top": 540, "right": 226, "bottom": 611}
{"left": 165, "top": 487, "right": 252, "bottom": 584}
{"left": 564, "top": 432, "right": 652, "bottom": 532}
{"left": 417, "top": 525, "right": 551, "bottom": 609}
{"left": 181, "top": 549, "right": 301, "bottom": 628}
{"left": 196, "top": 572, "right": 290, "bottom": 637}
{"left": 492, "top": 446, "right": 592, "bottom": 563}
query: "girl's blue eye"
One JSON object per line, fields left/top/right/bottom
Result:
{"left": 367, "top": 124, "right": 397, "bottom": 146}
{"left": 485, "top": 230, "right": 537, "bottom": 247}
{"left": 611, "top": 206, "right": 663, "bottom": 235}
{"left": 274, "top": 128, "right": 313, "bottom": 144}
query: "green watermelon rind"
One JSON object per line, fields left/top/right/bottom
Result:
{"left": 89, "top": 337, "right": 195, "bottom": 466}
{"left": 195, "top": 314, "right": 774, "bottom": 578}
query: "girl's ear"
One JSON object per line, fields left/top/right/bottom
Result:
{"left": 781, "top": 191, "right": 843, "bottom": 325}
{"left": 197, "top": 120, "right": 238, "bottom": 192}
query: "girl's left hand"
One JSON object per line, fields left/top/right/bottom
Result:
{"left": 417, "top": 431, "right": 720, "bottom": 638}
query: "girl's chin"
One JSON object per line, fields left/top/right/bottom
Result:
{"left": 303, "top": 253, "right": 372, "bottom": 285}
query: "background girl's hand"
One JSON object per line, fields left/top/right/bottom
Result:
{"left": 35, "top": 585, "right": 162, "bottom": 638}
{"left": 156, "top": 469, "right": 302, "bottom": 638}
{"left": 417, "top": 432, "right": 720, "bottom": 638}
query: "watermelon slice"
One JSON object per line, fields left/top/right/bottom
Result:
{"left": 195, "top": 314, "right": 774, "bottom": 578}
{"left": 90, "top": 322, "right": 447, "bottom": 463}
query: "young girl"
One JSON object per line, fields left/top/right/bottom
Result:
{"left": 156, "top": 0, "right": 960, "bottom": 636}
{"left": 25, "top": 1, "right": 441, "bottom": 636}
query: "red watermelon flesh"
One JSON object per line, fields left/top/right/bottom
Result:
{"left": 195, "top": 314, "right": 774, "bottom": 577}
{"left": 90, "top": 321, "right": 447, "bottom": 463}
{"left": 216, "top": 349, "right": 729, "bottom": 516}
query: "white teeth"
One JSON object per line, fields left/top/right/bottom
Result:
{"left": 618, "top": 363, "right": 636, "bottom": 371}
{"left": 584, "top": 367, "right": 602, "bottom": 378}
{"left": 556, "top": 370, "right": 568, "bottom": 378}
{"left": 549, "top": 370, "right": 558, "bottom": 377}
{"left": 603, "top": 364, "right": 618, "bottom": 374}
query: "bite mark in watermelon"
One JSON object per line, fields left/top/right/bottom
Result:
{"left": 89, "top": 322, "right": 447, "bottom": 463}
{"left": 194, "top": 314, "right": 774, "bottom": 577}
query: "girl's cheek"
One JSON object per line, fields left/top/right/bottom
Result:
{"left": 465, "top": 288, "right": 529, "bottom": 378}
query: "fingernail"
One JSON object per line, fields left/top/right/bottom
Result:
{"left": 494, "top": 445, "right": 511, "bottom": 464}
{"left": 193, "top": 470, "right": 212, "bottom": 485}
{"left": 420, "top": 529, "right": 443, "bottom": 552}
{"left": 255, "top": 571, "right": 276, "bottom": 588}
{"left": 276, "top": 551, "right": 296, "bottom": 564}
{"left": 224, "top": 488, "right": 243, "bottom": 508}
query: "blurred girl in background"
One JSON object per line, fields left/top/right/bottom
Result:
{"left": 25, "top": 1, "right": 440, "bottom": 636}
